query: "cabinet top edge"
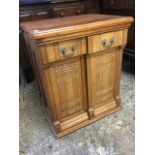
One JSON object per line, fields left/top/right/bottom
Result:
{"left": 20, "top": 14, "right": 134, "bottom": 40}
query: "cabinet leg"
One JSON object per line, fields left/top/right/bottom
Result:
{"left": 88, "top": 108, "right": 95, "bottom": 119}
{"left": 53, "top": 121, "right": 61, "bottom": 133}
{"left": 115, "top": 96, "right": 121, "bottom": 107}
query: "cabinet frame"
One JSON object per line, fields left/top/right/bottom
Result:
{"left": 21, "top": 14, "right": 133, "bottom": 138}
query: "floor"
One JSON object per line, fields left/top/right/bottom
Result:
{"left": 19, "top": 58, "right": 135, "bottom": 155}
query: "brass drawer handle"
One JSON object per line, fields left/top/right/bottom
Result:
{"left": 76, "top": 9, "right": 81, "bottom": 15}
{"left": 109, "top": 37, "right": 115, "bottom": 45}
{"left": 60, "top": 12, "right": 64, "bottom": 17}
{"left": 71, "top": 44, "right": 77, "bottom": 52}
{"left": 60, "top": 45, "right": 76, "bottom": 57}
{"left": 102, "top": 37, "right": 115, "bottom": 46}
{"left": 102, "top": 39, "right": 107, "bottom": 46}
{"left": 60, "top": 47, "right": 67, "bottom": 54}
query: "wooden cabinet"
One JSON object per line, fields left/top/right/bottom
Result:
{"left": 21, "top": 14, "right": 133, "bottom": 138}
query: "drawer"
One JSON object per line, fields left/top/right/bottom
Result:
{"left": 53, "top": 5, "right": 85, "bottom": 17}
{"left": 88, "top": 30, "right": 128, "bottom": 54}
{"left": 39, "top": 38, "right": 86, "bottom": 64}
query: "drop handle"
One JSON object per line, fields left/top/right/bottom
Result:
{"left": 60, "top": 45, "right": 76, "bottom": 57}
{"left": 60, "top": 12, "right": 64, "bottom": 17}
{"left": 109, "top": 37, "right": 115, "bottom": 45}
{"left": 102, "top": 39, "right": 107, "bottom": 46}
{"left": 76, "top": 9, "right": 81, "bottom": 15}
{"left": 71, "top": 44, "right": 77, "bottom": 52}
{"left": 60, "top": 47, "right": 67, "bottom": 54}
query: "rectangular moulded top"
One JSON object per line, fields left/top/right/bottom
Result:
{"left": 20, "top": 14, "right": 134, "bottom": 40}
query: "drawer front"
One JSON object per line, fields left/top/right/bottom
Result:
{"left": 88, "top": 30, "right": 128, "bottom": 54}
{"left": 53, "top": 5, "right": 85, "bottom": 17}
{"left": 39, "top": 38, "right": 86, "bottom": 64}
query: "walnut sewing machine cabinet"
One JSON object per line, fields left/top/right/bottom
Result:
{"left": 20, "top": 14, "right": 133, "bottom": 138}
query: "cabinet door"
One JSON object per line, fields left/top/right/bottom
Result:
{"left": 43, "top": 56, "right": 88, "bottom": 131}
{"left": 87, "top": 49, "right": 122, "bottom": 118}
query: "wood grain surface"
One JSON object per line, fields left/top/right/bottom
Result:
{"left": 21, "top": 14, "right": 133, "bottom": 138}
